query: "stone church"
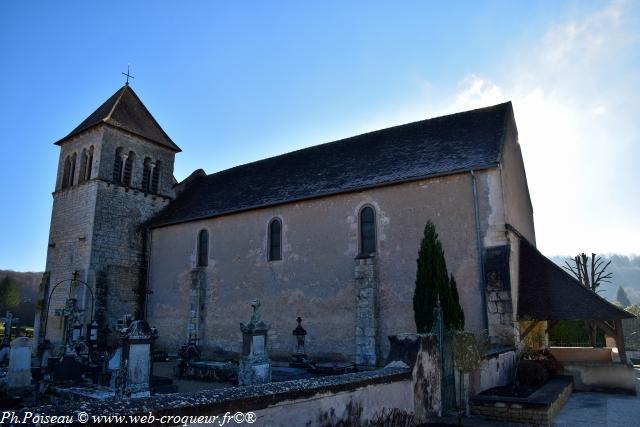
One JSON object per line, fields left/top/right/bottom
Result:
{"left": 35, "top": 83, "right": 537, "bottom": 365}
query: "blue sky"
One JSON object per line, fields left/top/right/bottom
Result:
{"left": 1, "top": 1, "right": 638, "bottom": 271}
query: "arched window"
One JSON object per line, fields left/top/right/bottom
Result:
{"left": 197, "top": 229, "right": 209, "bottom": 267}
{"left": 62, "top": 155, "right": 72, "bottom": 189}
{"left": 85, "top": 146, "right": 94, "bottom": 181}
{"left": 359, "top": 206, "right": 376, "bottom": 256}
{"left": 112, "top": 148, "right": 124, "bottom": 183}
{"left": 142, "top": 157, "right": 152, "bottom": 192}
{"left": 268, "top": 218, "right": 282, "bottom": 261}
{"left": 69, "top": 152, "right": 77, "bottom": 186}
{"left": 78, "top": 149, "right": 88, "bottom": 184}
{"left": 151, "top": 160, "right": 161, "bottom": 193}
{"left": 123, "top": 151, "right": 135, "bottom": 186}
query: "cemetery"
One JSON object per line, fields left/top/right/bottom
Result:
{"left": 1, "top": 293, "right": 415, "bottom": 421}
{"left": 2, "top": 283, "right": 636, "bottom": 427}
{"left": 2, "top": 237, "right": 639, "bottom": 426}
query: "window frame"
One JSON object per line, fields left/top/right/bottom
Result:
{"left": 359, "top": 205, "right": 377, "bottom": 256}
{"left": 268, "top": 218, "right": 282, "bottom": 261}
{"left": 151, "top": 160, "right": 161, "bottom": 193}
{"left": 113, "top": 147, "right": 124, "bottom": 183}
{"left": 62, "top": 155, "right": 72, "bottom": 189}
{"left": 197, "top": 229, "right": 209, "bottom": 267}
{"left": 122, "top": 150, "right": 135, "bottom": 187}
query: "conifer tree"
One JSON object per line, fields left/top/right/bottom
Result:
{"left": 0, "top": 276, "right": 20, "bottom": 310}
{"left": 413, "top": 221, "right": 465, "bottom": 332}
{"left": 616, "top": 286, "right": 631, "bottom": 308}
{"left": 449, "top": 274, "right": 465, "bottom": 330}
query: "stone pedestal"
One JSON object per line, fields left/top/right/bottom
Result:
{"left": 355, "top": 255, "right": 379, "bottom": 366}
{"left": 290, "top": 317, "right": 310, "bottom": 368}
{"left": 7, "top": 337, "right": 32, "bottom": 390}
{"left": 238, "top": 300, "right": 271, "bottom": 386}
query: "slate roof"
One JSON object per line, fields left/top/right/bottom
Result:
{"left": 151, "top": 102, "right": 514, "bottom": 227}
{"left": 55, "top": 85, "right": 181, "bottom": 152}
{"left": 517, "top": 239, "right": 633, "bottom": 321}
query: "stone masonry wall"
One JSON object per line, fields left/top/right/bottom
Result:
{"left": 99, "top": 127, "right": 176, "bottom": 199}
{"left": 188, "top": 268, "right": 207, "bottom": 344}
{"left": 90, "top": 176, "right": 171, "bottom": 330}
{"left": 486, "top": 290, "right": 514, "bottom": 346}
{"left": 355, "top": 256, "right": 379, "bottom": 366}
{"left": 42, "top": 125, "right": 175, "bottom": 344}
{"left": 148, "top": 171, "right": 490, "bottom": 361}
{"left": 42, "top": 179, "right": 100, "bottom": 343}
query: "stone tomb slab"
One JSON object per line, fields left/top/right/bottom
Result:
{"left": 7, "top": 337, "right": 32, "bottom": 390}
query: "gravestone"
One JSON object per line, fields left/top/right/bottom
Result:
{"left": 7, "top": 337, "right": 32, "bottom": 390}
{"left": 117, "top": 320, "right": 157, "bottom": 398}
{"left": 290, "top": 316, "right": 310, "bottom": 368}
{"left": 238, "top": 299, "right": 271, "bottom": 386}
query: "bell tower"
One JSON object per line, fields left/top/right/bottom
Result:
{"left": 34, "top": 84, "right": 181, "bottom": 347}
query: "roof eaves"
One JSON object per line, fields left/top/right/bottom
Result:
{"left": 149, "top": 163, "right": 499, "bottom": 229}
{"left": 124, "top": 86, "right": 181, "bottom": 152}
{"left": 53, "top": 122, "right": 104, "bottom": 146}
{"left": 101, "top": 123, "right": 182, "bottom": 152}
{"left": 518, "top": 238, "right": 633, "bottom": 320}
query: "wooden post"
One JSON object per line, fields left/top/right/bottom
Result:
{"left": 545, "top": 320, "right": 559, "bottom": 334}
{"left": 615, "top": 319, "right": 627, "bottom": 364}
{"left": 520, "top": 321, "right": 540, "bottom": 341}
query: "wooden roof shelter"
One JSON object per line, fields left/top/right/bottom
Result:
{"left": 517, "top": 238, "right": 633, "bottom": 363}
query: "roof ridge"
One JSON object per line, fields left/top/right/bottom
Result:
{"left": 104, "top": 85, "right": 127, "bottom": 123}
{"left": 152, "top": 101, "right": 510, "bottom": 227}
{"left": 202, "top": 101, "right": 512, "bottom": 179}
{"left": 122, "top": 85, "right": 180, "bottom": 151}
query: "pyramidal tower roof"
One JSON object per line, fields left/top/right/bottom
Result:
{"left": 55, "top": 84, "right": 181, "bottom": 152}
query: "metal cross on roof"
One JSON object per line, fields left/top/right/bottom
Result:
{"left": 122, "top": 64, "right": 135, "bottom": 85}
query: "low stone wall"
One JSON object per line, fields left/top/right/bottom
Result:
{"left": 470, "top": 348, "right": 516, "bottom": 395}
{"left": 471, "top": 376, "right": 573, "bottom": 427}
{"left": 17, "top": 368, "right": 412, "bottom": 427}
{"left": 561, "top": 362, "right": 636, "bottom": 394}
{"left": 549, "top": 346, "right": 612, "bottom": 362}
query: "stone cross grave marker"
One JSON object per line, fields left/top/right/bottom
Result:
{"left": 239, "top": 299, "right": 271, "bottom": 385}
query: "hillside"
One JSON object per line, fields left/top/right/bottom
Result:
{"left": 550, "top": 254, "right": 640, "bottom": 304}
{"left": 0, "top": 269, "right": 42, "bottom": 327}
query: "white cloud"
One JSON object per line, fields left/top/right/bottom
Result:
{"left": 453, "top": 75, "right": 508, "bottom": 110}
{"left": 346, "top": 1, "right": 638, "bottom": 256}
{"left": 450, "top": 0, "right": 640, "bottom": 256}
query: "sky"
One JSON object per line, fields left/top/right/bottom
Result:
{"left": 0, "top": 1, "right": 638, "bottom": 272}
